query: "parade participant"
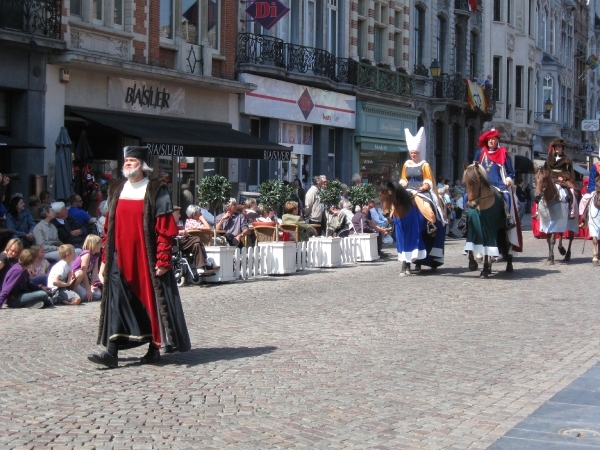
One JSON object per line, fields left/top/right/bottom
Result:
{"left": 88, "top": 146, "right": 191, "bottom": 369}
{"left": 544, "top": 137, "right": 577, "bottom": 219}
{"left": 459, "top": 129, "right": 519, "bottom": 234}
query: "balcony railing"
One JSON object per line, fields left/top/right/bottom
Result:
{"left": 432, "top": 73, "right": 467, "bottom": 102}
{"left": 0, "top": 0, "right": 62, "bottom": 39}
{"left": 238, "top": 33, "right": 414, "bottom": 95}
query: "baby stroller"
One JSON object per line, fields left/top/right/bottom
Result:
{"left": 172, "top": 240, "right": 203, "bottom": 287}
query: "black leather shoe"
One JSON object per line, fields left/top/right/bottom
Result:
{"left": 88, "top": 351, "right": 118, "bottom": 369}
{"left": 140, "top": 348, "right": 161, "bottom": 364}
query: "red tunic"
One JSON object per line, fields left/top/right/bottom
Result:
{"left": 108, "top": 198, "right": 178, "bottom": 346}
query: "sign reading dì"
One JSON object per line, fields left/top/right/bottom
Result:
{"left": 242, "top": 0, "right": 290, "bottom": 30}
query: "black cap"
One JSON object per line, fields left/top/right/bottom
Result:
{"left": 123, "top": 146, "right": 149, "bottom": 165}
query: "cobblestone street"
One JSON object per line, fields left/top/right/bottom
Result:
{"left": 1, "top": 231, "right": 600, "bottom": 449}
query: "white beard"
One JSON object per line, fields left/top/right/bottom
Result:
{"left": 123, "top": 166, "right": 142, "bottom": 179}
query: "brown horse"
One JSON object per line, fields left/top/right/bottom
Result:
{"left": 462, "top": 163, "right": 513, "bottom": 277}
{"left": 533, "top": 165, "right": 575, "bottom": 264}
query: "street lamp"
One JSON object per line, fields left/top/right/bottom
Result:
{"left": 534, "top": 98, "right": 553, "bottom": 119}
{"left": 430, "top": 59, "right": 442, "bottom": 78}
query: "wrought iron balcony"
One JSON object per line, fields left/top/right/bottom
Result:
{"left": 0, "top": 0, "right": 62, "bottom": 39}
{"left": 483, "top": 85, "right": 496, "bottom": 114}
{"left": 237, "top": 33, "right": 414, "bottom": 96}
{"left": 431, "top": 73, "right": 467, "bottom": 102}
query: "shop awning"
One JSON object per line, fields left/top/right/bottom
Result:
{"left": 69, "top": 107, "right": 292, "bottom": 161}
{"left": 355, "top": 136, "right": 407, "bottom": 153}
{"left": 574, "top": 164, "right": 589, "bottom": 176}
{"left": 0, "top": 135, "right": 45, "bottom": 149}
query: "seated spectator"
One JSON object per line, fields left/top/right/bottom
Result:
{"left": 47, "top": 244, "right": 82, "bottom": 306}
{"left": 369, "top": 198, "right": 388, "bottom": 228}
{"left": 365, "top": 200, "right": 388, "bottom": 257}
{"left": 33, "top": 204, "right": 64, "bottom": 261}
{"left": 244, "top": 198, "right": 260, "bottom": 222}
{"left": 0, "top": 238, "right": 23, "bottom": 287}
{"left": 0, "top": 248, "right": 53, "bottom": 309}
{"left": 29, "top": 195, "right": 42, "bottom": 221}
{"left": 71, "top": 235, "right": 102, "bottom": 302}
{"left": 174, "top": 206, "right": 218, "bottom": 275}
{"left": 51, "top": 202, "right": 87, "bottom": 248}
{"left": 255, "top": 205, "right": 281, "bottom": 224}
{"left": 185, "top": 205, "right": 210, "bottom": 230}
{"left": 28, "top": 245, "right": 51, "bottom": 286}
{"left": 215, "top": 198, "right": 249, "bottom": 248}
{"left": 67, "top": 194, "right": 97, "bottom": 225}
{"left": 338, "top": 200, "right": 354, "bottom": 237}
{"left": 325, "top": 206, "right": 347, "bottom": 237}
{"left": 281, "top": 201, "right": 317, "bottom": 242}
{"left": 6, "top": 196, "right": 36, "bottom": 248}
{"left": 39, "top": 191, "right": 52, "bottom": 207}
{"left": 350, "top": 205, "right": 378, "bottom": 235}
{"left": 0, "top": 195, "right": 6, "bottom": 218}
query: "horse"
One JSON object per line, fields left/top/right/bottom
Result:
{"left": 533, "top": 165, "right": 577, "bottom": 265}
{"left": 462, "top": 163, "right": 514, "bottom": 278}
{"left": 378, "top": 180, "right": 445, "bottom": 276}
{"left": 584, "top": 176, "right": 600, "bottom": 266}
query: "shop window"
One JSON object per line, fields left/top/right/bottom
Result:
{"left": 207, "top": 0, "right": 220, "bottom": 51}
{"left": 160, "top": 0, "right": 174, "bottom": 39}
{"left": 177, "top": 157, "right": 196, "bottom": 212}
{"left": 0, "top": 92, "right": 8, "bottom": 130}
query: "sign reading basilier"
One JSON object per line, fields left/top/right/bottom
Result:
{"left": 108, "top": 77, "right": 185, "bottom": 115}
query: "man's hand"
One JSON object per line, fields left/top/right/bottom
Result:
{"left": 155, "top": 266, "right": 168, "bottom": 277}
{"left": 1, "top": 175, "right": 10, "bottom": 186}
{"left": 85, "top": 289, "right": 93, "bottom": 302}
{"left": 71, "top": 230, "right": 82, "bottom": 236}
{"left": 25, "top": 233, "right": 34, "bottom": 241}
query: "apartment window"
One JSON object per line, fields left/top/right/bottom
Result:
{"left": 0, "top": 92, "right": 8, "bottom": 130}
{"left": 70, "top": 0, "right": 82, "bottom": 16}
{"left": 493, "top": 0, "right": 501, "bottom": 21}
{"left": 550, "top": 16, "right": 555, "bottom": 55}
{"left": 543, "top": 74, "right": 553, "bottom": 119}
{"left": 357, "top": 0, "right": 367, "bottom": 58}
{"left": 506, "top": 59, "right": 512, "bottom": 119}
{"left": 327, "top": 0, "right": 338, "bottom": 56}
{"left": 566, "top": 88, "right": 572, "bottom": 127}
{"left": 455, "top": 24, "right": 465, "bottom": 74}
{"left": 515, "top": 66, "right": 523, "bottom": 108}
{"left": 437, "top": 16, "right": 446, "bottom": 71}
{"left": 182, "top": 0, "right": 199, "bottom": 44}
{"left": 374, "top": 0, "right": 388, "bottom": 63}
{"left": 561, "top": 21, "right": 567, "bottom": 65}
{"left": 527, "top": 68, "right": 532, "bottom": 124}
{"left": 393, "top": 9, "right": 404, "bottom": 67}
{"left": 493, "top": 56, "right": 501, "bottom": 101}
{"left": 114, "top": 0, "right": 124, "bottom": 26}
{"left": 414, "top": 6, "right": 425, "bottom": 66}
{"left": 506, "top": 0, "right": 512, "bottom": 25}
{"left": 305, "top": 0, "right": 316, "bottom": 47}
{"left": 160, "top": 0, "right": 174, "bottom": 39}
{"left": 528, "top": 0, "right": 535, "bottom": 36}
{"left": 567, "top": 25, "right": 573, "bottom": 69}
{"left": 470, "top": 31, "right": 479, "bottom": 79}
{"left": 560, "top": 84, "right": 566, "bottom": 124}
{"left": 207, "top": 0, "right": 220, "bottom": 50}
{"left": 92, "top": 0, "right": 103, "bottom": 22}
{"left": 542, "top": 10, "right": 547, "bottom": 52}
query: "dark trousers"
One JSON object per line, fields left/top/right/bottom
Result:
{"left": 223, "top": 233, "right": 243, "bottom": 248}
{"left": 179, "top": 235, "right": 207, "bottom": 269}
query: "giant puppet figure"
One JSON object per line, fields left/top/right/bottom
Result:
{"left": 88, "top": 146, "right": 191, "bottom": 369}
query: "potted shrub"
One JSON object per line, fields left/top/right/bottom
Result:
{"left": 397, "top": 67, "right": 408, "bottom": 74}
{"left": 347, "top": 183, "right": 379, "bottom": 261}
{"left": 196, "top": 175, "right": 236, "bottom": 282}
{"left": 309, "top": 180, "right": 344, "bottom": 267}
{"left": 257, "top": 179, "right": 297, "bottom": 274}
{"left": 359, "top": 57, "right": 373, "bottom": 65}
{"left": 376, "top": 61, "right": 391, "bottom": 70}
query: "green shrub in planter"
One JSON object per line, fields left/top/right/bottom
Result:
{"left": 348, "top": 183, "right": 377, "bottom": 210}
{"left": 319, "top": 180, "right": 343, "bottom": 209}
{"left": 196, "top": 174, "right": 231, "bottom": 214}
{"left": 258, "top": 179, "right": 295, "bottom": 213}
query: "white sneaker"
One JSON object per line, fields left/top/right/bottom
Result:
{"left": 28, "top": 301, "right": 45, "bottom": 309}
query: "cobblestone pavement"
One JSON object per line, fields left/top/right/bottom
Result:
{"left": 1, "top": 230, "right": 600, "bottom": 449}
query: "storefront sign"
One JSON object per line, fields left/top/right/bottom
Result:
{"left": 108, "top": 77, "right": 185, "bottom": 115}
{"left": 243, "top": 0, "right": 290, "bottom": 30}
{"left": 145, "top": 142, "right": 291, "bottom": 160}
{"left": 240, "top": 73, "right": 356, "bottom": 128}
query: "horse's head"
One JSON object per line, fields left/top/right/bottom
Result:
{"left": 378, "top": 180, "right": 412, "bottom": 212}
{"left": 533, "top": 165, "right": 559, "bottom": 203}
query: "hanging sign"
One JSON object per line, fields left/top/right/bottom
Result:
{"left": 241, "top": 0, "right": 290, "bottom": 30}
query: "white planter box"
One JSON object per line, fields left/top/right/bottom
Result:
{"left": 349, "top": 233, "right": 379, "bottom": 262}
{"left": 308, "top": 236, "right": 342, "bottom": 267}
{"left": 258, "top": 241, "right": 297, "bottom": 275}
{"left": 202, "top": 246, "right": 236, "bottom": 283}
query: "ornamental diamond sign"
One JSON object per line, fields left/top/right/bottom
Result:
{"left": 243, "top": 0, "right": 290, "bottom": 30}
{"left": 297, "top": 88, "right": 314, "bottom": 120}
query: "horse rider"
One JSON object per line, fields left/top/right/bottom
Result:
{"left": 543, "top": 137, "right": 576, "bottom": 219}
{"left": 458, "top": 129, "right": 517, "bottom": 230}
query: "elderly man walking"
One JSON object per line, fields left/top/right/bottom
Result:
{"left": 305, "top": 175, "right": 327, "bottom": 234}
{"left": 88, "top": 146, "right": 190, "bottom": 369}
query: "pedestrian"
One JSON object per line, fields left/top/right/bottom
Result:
{"left": 88, "top": 146, "right": 191, "bottom": 369}
{"left": 516, "top": 179, "right": 527, "bottom": 221}
{"left": 305, "top": 175, "right": 327, "bottom": 234}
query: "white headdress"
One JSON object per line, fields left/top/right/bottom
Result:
{"left": 404, "top": 127, "right": 427, "bottom": 161}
